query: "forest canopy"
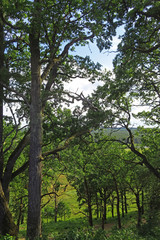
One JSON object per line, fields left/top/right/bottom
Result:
{"left": 0, "top": 0, "right": 159, "bottom": 239}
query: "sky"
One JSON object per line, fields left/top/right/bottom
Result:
{"left": 5, "top": 25, "right": 147, "bottom": 128}
{"left": 64, "top": 30, "right": 148, "bottom": 128}
{"left": 64, "top": 35, "right": 120, "bottom": 95}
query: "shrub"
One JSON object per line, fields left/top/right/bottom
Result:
{"left": 53, "top": 228, "right": 107, "bottom": 240}
{"left": 0, "top": 234, "right": 15, "bottom": 240}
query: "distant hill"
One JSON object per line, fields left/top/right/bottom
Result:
{"left": 103, "top": 128, "right": 141, "bottom": 144}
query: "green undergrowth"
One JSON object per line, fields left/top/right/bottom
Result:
{"left": 43, "top": 226, "right": 160, "bottom": 240}
{"left": 17, "top": 211, "right": 160, "bottom": 239}
{"left": 2, "top": 218, "right": 160, "bottom": 240}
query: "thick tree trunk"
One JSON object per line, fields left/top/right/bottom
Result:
{"left": 0, "top": 5, "right": 4, "bottom": 187}
{"left": 27, "top": 9, "right": 42, "bottom": 238}
{"left": 0, "top": 9, "right": 17, "bottom": 236}
{"left": 0, "top": 182, "right": 18, "bottom": 236}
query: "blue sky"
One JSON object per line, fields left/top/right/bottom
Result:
{"left": 64, "top": 34, "right": 120, "bottom": 96}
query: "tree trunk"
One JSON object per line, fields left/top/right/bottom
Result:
{"left": 111, "top": 195, "right": 114, "bottom": 218}
{"left": 54, "top": 194, "right": 58, "bottom": 223}
{"left": 84, "top": 177, "right": 93, "bottom": 227}
{"left": 88, "top": 199, "right": 93, "bottom": 227}
{"left": 16, "top": 197, "right": 23, "bottom": 233}
{"left": 0, "top": 182, "right": 18, "bottom": 236}
{"left": 0, "top": 8, "right": 17, "bottom": 237}
{"left": 103, "top": 189, "right": 107, "bottom": 222}
{"left": 113, "top": 177, "right": 121, "bottom": 229}
{"left": 124, "top": 190, "right": 128, "bottom": 214}
{"left": 136, "top": 192, "right": 142, "bottom": 227}
{"left": 95, "top": 193, "right": 99, "bottom": 219}
{"left": 121, "top": 190, "right": 124, "bottom": 217}
{"left": 27, "top": 3, "right": 42, "bottom": 238}
{"left": 141, "top": 190, "right": 144, "bottom": 215}
{"left": 0, "top": 4, "right": 4, "bottom": 186}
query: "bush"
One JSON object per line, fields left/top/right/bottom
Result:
{"left": 53, "top": 228, "right": 107, "bottom": 240}
{"left": 107, "top": 228, "right": 143, "bottom": 240}
{"left": 0, "top": 235, "right": 15, "bottom": 240}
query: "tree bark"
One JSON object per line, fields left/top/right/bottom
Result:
{"left": 113, "top": 176, "right": 121, "bottom": 229}
{"left": 95, "top": 193, "right": 99, "bottom": 219}
{"left": 124, "top": 190, "right": 128, "bottom": 214}
{"left": 0, "top": 14, "right": 4, "bottom": 183}
{"left": 84, "top": 177, "right": 93, "bottom": 227}
{"left": 0, "top": 182, "right": 18, "bottom": 236}
{"left": 27, "top": 2, "right": 42, "bottom": 238}
{"left": 111, "top": 195, "right": 115, "bottom": 218}
{"left": 16, "top": 197, "right": 23, "bottom": 234}
{"left": 141, "top": 190, "right": 144, "bottom": 215}
{"left": 136, "top": 192, "right": 142, "bottom": 227}
{"left": 54, "top": 193, "right": 58, "bottom": 223}
{"left": 103, "top": 188, "right": 107, "bottom": 222}
{"left": 2, "top": 132, "right": 30, "bottom": 197}
{"left": 126, "top": 126, "right": 160, "bottom": 179}
{"left": 121, "top": 190, "right": 124, "bottom": 217}
{"left": 0, "top": 7, "right": 17, "bottom": 236}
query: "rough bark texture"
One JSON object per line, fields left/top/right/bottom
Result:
{"left": 2, "top": 132, "right": 30, "bottom": 196}
{"left": 0, "top": 5, "right": 4, "bottom": 188}
{"left": 27, "top": 9, "right": 42, "bottom": 238}
{"left": 0, "top": 182, "right": 18, "bottom": 236}
{"left": 0, "top": 8, "right": 17, "bottom": 236}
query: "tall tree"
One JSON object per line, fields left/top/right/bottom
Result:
{"left": 27, "top": 0, "right": 42, "bottom": 238}
{"left": 113, "top": 0, "right": 160, "bottom": 125}
{"left": 0, "top": 0, "right": 125, "bottom": 238}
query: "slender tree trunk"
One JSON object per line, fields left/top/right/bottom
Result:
{"left": 141, "top": 190, "right": 144, "bottom": 215}
{"left": 102, "top": 205, "right": 105, "bottom": 230}
{"left": 54, "top": 194, "right": 58, "bottom": 223}
{"left": 103, "top": 189, "right": 107, "bottom": 221}
{"left": 111, "top": 196, "right": 114, "bottom": 218}
{"left": 16, "top": 197, "right": 23, "bottom": 240}
{"left": 100, "top": 199, "right": 102, "bottom": 218}
{"left": 95, "top": 193, "right": 99, "bottom": 219}
{"left": 88, "top": 198, "right": 93, "bottom": 227}
{"left": 136, "top": 192, "right": 142, "bottom": 227}
{"left": 84, "top": 177, "right": 93, "bottom": 227}
{"left": 27, "top": 2, "right": 42, "bottom": 238}
{"left": 121, "top": 190, "right": 124, "bottom": 217}
{"left": 113, "top": 176, "right": 121, "bottom": 229}
{"left": 124, "top": 190, "right": 128, "bottom": 214}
